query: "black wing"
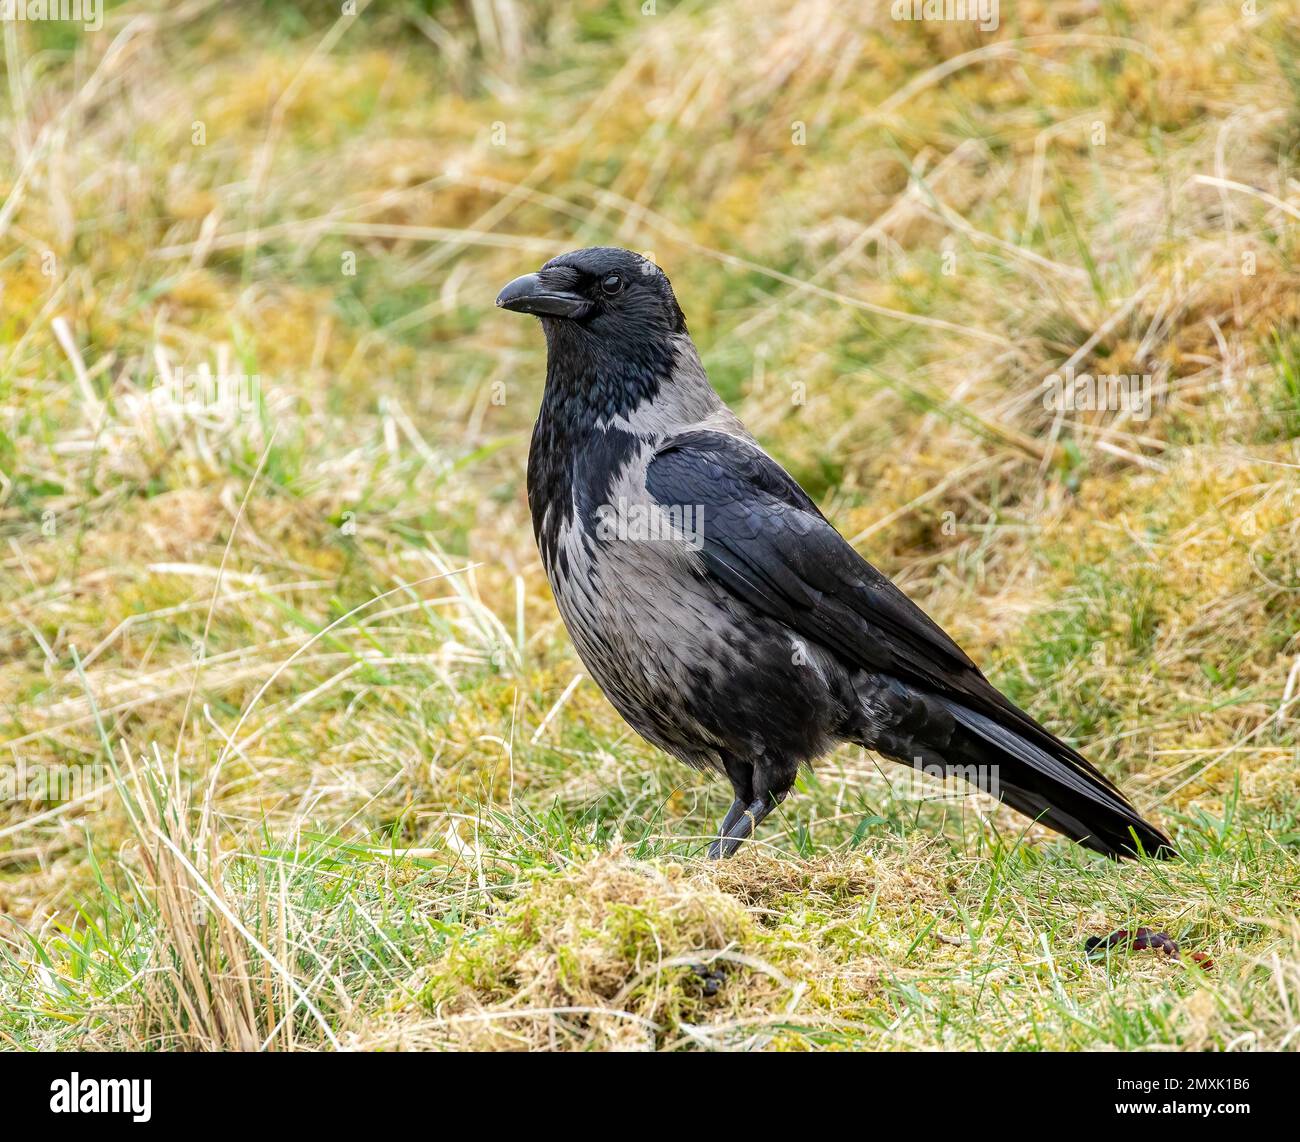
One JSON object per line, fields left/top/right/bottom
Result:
{"left": 647, "top": 430, "right": 998, "bottom": 711}
{"left": 644, "top": 430, "right": 1160, "bottom": 832}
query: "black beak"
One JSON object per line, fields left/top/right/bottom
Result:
{"left": 495, "top": 272, "right": 590, "bottom": 319}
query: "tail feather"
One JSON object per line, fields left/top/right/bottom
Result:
{"left": 944, "top": 701, "right": 1173, "bottom": 859}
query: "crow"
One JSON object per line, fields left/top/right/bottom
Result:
{"left": 497, "top": 247, "right": 1173, "bottom": 861}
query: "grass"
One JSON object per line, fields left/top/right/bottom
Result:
{"left": 1, "top": 0, "right": 1299, "bottom": 1051}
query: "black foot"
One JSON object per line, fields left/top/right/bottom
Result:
{"left": 707, "top": 796, "right": 769, "bottom": 859}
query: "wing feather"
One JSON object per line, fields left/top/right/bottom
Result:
{"left": 645, "top": 430, "right": 1132, "bottom": 803}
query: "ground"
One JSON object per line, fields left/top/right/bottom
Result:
{"left": 1, "top": 0, "right": 1298, "bottom": 1051}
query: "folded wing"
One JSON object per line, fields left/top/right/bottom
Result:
{"left": 645, "top": 430, "right": 1172, "bottom": 857}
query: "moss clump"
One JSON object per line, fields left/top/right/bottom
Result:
{"left": 418, "top": 852, "right": 788, "bottom": 1049}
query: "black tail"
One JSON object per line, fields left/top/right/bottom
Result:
{"left": 942, "top": 700, "right": 1174, "bottom": 859}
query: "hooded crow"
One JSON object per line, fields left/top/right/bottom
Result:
{"left": 498, "top": 247, "right": 1173, "bottom": 861}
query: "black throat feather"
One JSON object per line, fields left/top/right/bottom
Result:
{"left": 526, "top": 317, "right": 679, "bottom": 576}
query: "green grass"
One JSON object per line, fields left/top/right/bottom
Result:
{"left": 1, "top": 0, "right": 1299, "bottom": 1051}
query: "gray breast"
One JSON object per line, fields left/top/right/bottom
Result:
{"left": 542, "top": 441, "right": 734, "bottom": 770}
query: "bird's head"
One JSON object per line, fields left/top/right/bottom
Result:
{"left": 497, "top": 247, "right": 717, "bottom": 425}
{"left": 495, "top": 247, "right": 687, "bottom": 340}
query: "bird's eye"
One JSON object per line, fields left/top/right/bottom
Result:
{"left": 600, "top": 272, "right": 624, "bottom": 296}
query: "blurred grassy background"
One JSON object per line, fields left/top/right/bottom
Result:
{"left": 1, "top": 0, "right": 1298, "bottom": 1050}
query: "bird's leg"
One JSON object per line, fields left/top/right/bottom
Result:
{"left": 708, "top": 798, "right": 768, "bottom": 859}
{"left": 707, "top": 791, "right": 786, "bottom": 859}
{"left": 717, "top": 797, "right": 747, "bottom": 837}
{"left": 711, "top": 755, "right": 755, "bottom": 857}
